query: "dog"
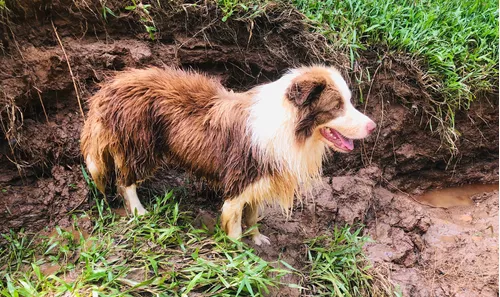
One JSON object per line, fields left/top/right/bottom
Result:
{"left": 80, "top": 65, "right": 376, "bottom": 245}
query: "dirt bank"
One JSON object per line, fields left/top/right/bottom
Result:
{"left": 0, "top": 1, "right": 498, "bottom": 295}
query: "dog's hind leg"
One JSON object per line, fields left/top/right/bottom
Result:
{"left": 243, "top": 203, "right": 270, "bottom": 246}
{"left": 221, "top": 197, "right": 246, "bottom": 240}
{"left": 85, "top": 155, "right": 106, "bottom": 194}
{"left": 118, "top": 184, "right": 148, "bottom": 216}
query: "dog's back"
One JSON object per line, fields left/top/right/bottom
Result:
{"left": 81, "top": 67, "right": 225, "bottom": 192}
{"left": 81, "top": 67, "right": 262, "bottom": 197}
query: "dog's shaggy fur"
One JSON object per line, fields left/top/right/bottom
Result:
{"left": 80, "top": 66, "right": 375, "bottom": 245}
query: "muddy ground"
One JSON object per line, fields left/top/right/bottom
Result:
{"left": 1, "top": 1, "right": 498, "bottom": 296}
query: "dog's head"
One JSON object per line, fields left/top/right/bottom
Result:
{"left": 286, "top": 66, "right": 376, "bottom": 152}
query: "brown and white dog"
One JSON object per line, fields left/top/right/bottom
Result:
{"left": 80, "top": 65, "right": 376, "bottom": 245}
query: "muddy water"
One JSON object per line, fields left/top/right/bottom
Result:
{"left": 415, "top": 183, "right": 499, "bottom": 208}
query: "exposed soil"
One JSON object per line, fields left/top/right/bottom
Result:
{"left": 0, "top": 1, "right": 498, "bottom": 296}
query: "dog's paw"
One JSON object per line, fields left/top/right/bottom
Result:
{"left": 252, "top": 233, "right": 271, "bottom": 246}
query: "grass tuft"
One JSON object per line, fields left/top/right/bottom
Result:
{"left": 305, "top": 226, "right": 400, "bottom": 296}
{"left": 0, "top": 178, "right": 399, "bottom": 296}
{"left": 217, "top": 0, "right": 269, "bottom": 22}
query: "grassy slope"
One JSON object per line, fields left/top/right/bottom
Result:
{"left": 293, "top": 0, "right": 499, "bottom": 149}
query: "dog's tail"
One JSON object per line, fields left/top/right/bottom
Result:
{"left": 80, "top": 118, "right": 112, "bottom": 194}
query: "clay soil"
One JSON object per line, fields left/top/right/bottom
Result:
{"left": 1, "top": 1, "right": 498, "bottom": 296}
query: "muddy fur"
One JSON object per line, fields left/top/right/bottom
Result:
{"left": 81, "top": 68, "right": 268, "bottom": 197}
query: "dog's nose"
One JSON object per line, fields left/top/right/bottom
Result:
{"left": 366, "top": 121, "right": 377, "bottom": 134}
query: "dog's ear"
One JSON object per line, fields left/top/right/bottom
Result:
{"left": 287, "top": 78, "right": 326, "bottom": 106}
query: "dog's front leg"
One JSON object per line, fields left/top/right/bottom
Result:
{"left": 221, "top": 197, "right": 245, "bottom": 240}
{"left": 118, "top": 184, "right": 148, "bottom": 216}
{"left": 243, "top": 203, "right": 270, "bottom": 246}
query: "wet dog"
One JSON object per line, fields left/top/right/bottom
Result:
{"left": 80, "top": 66, "right": 376, "bottom": 245}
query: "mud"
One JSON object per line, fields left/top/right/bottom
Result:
{"left": 0, "top": 1, "right": 498, "bottom": 296}
{"left": 260, "top": 175, "right": 499, "bottom": 296}
{"left": 192, "top": 172, "right": 499, "bottom": 296}
{"left": 365, "top": 187, "right": 498, "bottom": 297}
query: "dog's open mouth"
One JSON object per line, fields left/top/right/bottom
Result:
{"left": 320, "top": 127, "right": 354, "bottom": 152}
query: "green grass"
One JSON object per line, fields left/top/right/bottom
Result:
{"left": 306, "top": 229, "right": 373, "bottom": 296}
{"left": 305, "top": 228, "right": 401, "bottom": 297}
{"left": 0, "top": 192, "right": 292, "bottom": 296}
{"left": 0, "top": 179, "right": 397, "bottom": 296}
{"left": 217, "top": 0, "right": 269, "bottom": 21}
{"left": 293, "top": 0, "right": 499, "bottom": 150}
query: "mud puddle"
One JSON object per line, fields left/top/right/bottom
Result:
{"left": 414, "top": 183, "right": 499, "bottom": 208}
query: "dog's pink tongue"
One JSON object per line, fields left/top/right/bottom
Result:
{"left": 342, "top": 137, "right": 354, "bottom": 151}
{"left": 331, "top": 129, "right": 354, "bottom": 151}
